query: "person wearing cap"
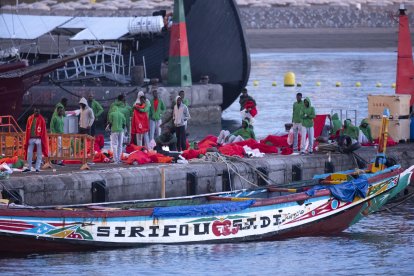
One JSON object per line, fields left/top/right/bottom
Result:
{"left": 149, "top": 89, "right": 166, "bottom": 141}
{"left": 78, "top": 97, "right": 95, "bottom": 135}
{"left": 173, "top": 96, "right": 190, "bottom": 151}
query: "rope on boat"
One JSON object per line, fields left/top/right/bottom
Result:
{"left": 374, "top": 191, "right": 414, "bottom": 213}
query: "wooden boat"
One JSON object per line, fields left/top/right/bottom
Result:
{"left": 0, "top": 162, "right": 407, "bottom": 254}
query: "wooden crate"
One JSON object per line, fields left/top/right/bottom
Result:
{"left": 368, "top": 94, "right": 411, "bottom": 119}
{"left": 368, "top": 118, "right": 410, "bottom": 142}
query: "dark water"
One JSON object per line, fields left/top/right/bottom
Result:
{"left": 2, "top": 51, "right": 413, "bottom": 274}
{"left": 1, "top": 200, "right": 413, "bottom": 275}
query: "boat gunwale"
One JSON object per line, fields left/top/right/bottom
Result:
{"left": 0, "top": 168, "right": 402, "bottom": 219}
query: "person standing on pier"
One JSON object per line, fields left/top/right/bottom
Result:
{"left": 239, "top": 88, "right": 257, "bottom": 123}
{"left": 78, "top": 97, "right": 95, "bottom": 135}
{"left": 53, "top": 98, "right": 68, "bottom": 118}
{"left": 179, "top": 90, "right": 190, "bottom": 107}
{"left": 108, "top": 106, "right": 126, "bottom": 164}
{"left": 131, "top": 92, "right": 150, "bottom": 147}
{"left": 149, "top": 89, "right": 166, "bottom": 141}
{"left": 88, "top": 94, "right": 104, "bottom": 136}
{"left": 23, "top": 108, "right": 49, "bottom": 173}
{"left": 109, "top": 94, "right": 132, "bottom": 138}
{"left": 300, "top": 97, "right": 316, "bottom": 155}
{"left": 292, "top": 92, "right": 304, "bottom": 152}
{"left": 173, "top": 96, "right": 190, "bottom": 151}
{"left": 50, "top": 106, "right": 65, "bottom": 165}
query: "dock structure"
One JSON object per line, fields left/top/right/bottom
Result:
{"left": 1, "top": 144, "right": 413, "bottom": 206}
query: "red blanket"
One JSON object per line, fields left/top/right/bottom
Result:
{"left": 260, "top": 135, "right": 289, "bottom": 148}
{"left": 244, "top": 100, "right": 257, "bottom": 117}
{"left": 198, "top": 135, "right": 218, "bottom": 149}
{"left": 24, "top": 114, "right": 49, "bottom": 159}
{"left": 234, "top": 139, "right": 278, "bottom": 154}
{"left": 219, "top": 144, "right": 244, "bottom": 157}
{"left": 131, "top": 103, "right": 149, "bottom": 134}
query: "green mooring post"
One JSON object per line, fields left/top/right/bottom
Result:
{"left": 167, "top": 0, "right": 192, "bottom": 86}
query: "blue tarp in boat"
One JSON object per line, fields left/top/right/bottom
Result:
{"left": 153, "top": 200, "right": 255, "bottom": 218}
{"left": 306, "top": 178, "right": 369, "bottom": 202}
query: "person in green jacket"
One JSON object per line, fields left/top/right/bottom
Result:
{"left": 109, "top": 94, "right": 132, "bottom": 136}
{"left": 292, "top": 92, "right": 304, "bottom": 152}
{"left": 359, "top": 118, "right": 373, "bottom": 143}
{"left": 340, "top": 119, "right": 360, "bottom": 145}
{"left": 149, "top": 89, "right": 166, "bottom": 141}
{"left": 52, "top": 98, "right": 68, "bottom": 118}
{"left": 50, "top": 106, "right": 65, "bottom": 165}
{"left": 329, "top": 113, "right": 342, "bottom": 138}
{"left": 300, "top": 97, "right": 316, "bottom": 155}
{"left": 88, "top": 94, "right": 104, "bottom": 136}
{"left": 108, "top": 106, "right": 126, "bottom": 164}
{"left": 217, "top": 119, "right": 256, "bottom": 145}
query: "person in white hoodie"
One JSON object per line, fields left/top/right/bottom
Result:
{"left": 173, "top": 96, "right": 190, "bottom": 151}
{"left": 78, "top": 97, "right": 95, "bottom": 135}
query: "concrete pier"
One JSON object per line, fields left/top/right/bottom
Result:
{"left": 1, "top": 144, "right": 413, "bottom": 206}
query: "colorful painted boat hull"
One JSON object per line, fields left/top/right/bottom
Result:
{"left": 0, "top": 168, "right": 402, "bottom": 254}
{"left": 350, "top": 165, "right": 414, "bottom": 225}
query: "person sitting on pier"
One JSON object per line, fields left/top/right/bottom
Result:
{"left": 23, "top": 108, "right": 49, "bottom": 173}
{"left": 108, "top": 106, "right": 126, "bottom": 164}
{"left": 87, "top": 94, "right": 104, "bottom": 137}
{"left": 328, "top": 113, "right": 342, "bottom": 139}
{"left": 149, "top": 89, "right": 166, "bottom": 142}
{"left": 340, "top": 119, "right": 359, "bottom": 143}
{"left": 359, "top": 118, "right": 373, "bottom": 144}
{"left": 131, "top": 92, "right": 150, "bottom": 147}
{"left": 78, "top": 97, "right": 95, "bottom": 135}
{"left": 154, "top": 126, "right": 177, "bottom": 152}
{"left": 217, "top": 119, "right": 256, "bottom": 145}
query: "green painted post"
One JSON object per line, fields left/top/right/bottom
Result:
{"left": 167, "top": 0, "right": 192, "bottom": 87}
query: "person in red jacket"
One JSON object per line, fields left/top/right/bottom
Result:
{"left": 23, "top": 108, "right": 49, "bottom": 173}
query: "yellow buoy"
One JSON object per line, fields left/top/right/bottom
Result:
{"left": 376, "top": 82, "right": 382, "bottom": 87}
{"left": 296, "top": 82, "right": 302, "bottom": 87}
{"left": 316, "top": 81, "right": 321, "bottom": 86}
{"left": 253, "top": 80, "right": 259, "bottom": 86}
{"left": 391, "top": 83, "right": 396, "bottom": 88}
{"left": 272, "top": 81, "right": 277, "bottom": 87}
{"left": 284, "top": 72, "right": 295, "bottom": 87}
{"left": 335, "top": 82, "right": 342, "bottom": 87}
{"left": 355, "top": 82, "right": 361, "bottom": 87}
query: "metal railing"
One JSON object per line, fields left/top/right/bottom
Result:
{"left": 43, "top": 134, "right": 95, "bottom": 170}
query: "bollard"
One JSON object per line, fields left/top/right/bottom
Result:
{"left": 91, "top": 181, "right": 108, "bottom": 203}
{"left": 257, "top": 167, "right": 269, "bottom": 186}
{"left": 1, "top": 189, "right": 23, "bottom": 204}
{"left": 292, "top": 164, "right": 302, "bottom": 182}
{"left": 222, "top": 170, "right": 232, "bottom": 191}
{"left": 186, "top": 172, "right": 197, "bottom": 196}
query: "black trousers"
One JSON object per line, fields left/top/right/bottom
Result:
{"left": 79, "top": 127, "right": 91, "bottom": 135}
{"left": 175, "top": 126, "right": 186, "bottom": 151}
{"left": 90, "top": 121, "right": 96, "bottom": 136}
